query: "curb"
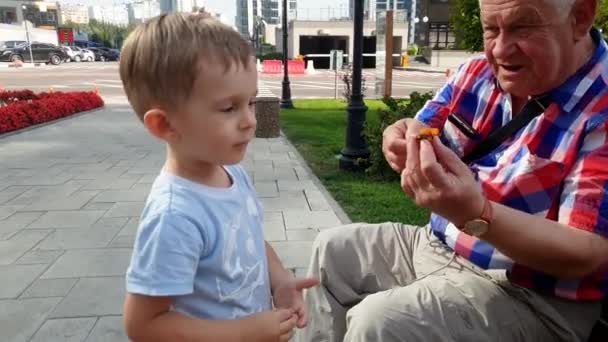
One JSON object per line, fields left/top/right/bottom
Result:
{"left": 0, "top": 106, "right": 105, "bottom": 140}
{"left": 394, "top": 66, "right": 446, "bottom": 74}
{"left": 279, "top": 131, "right": 353, "bottom": 225}
{"left": 0, "top": 62, "right": 46, "bottom": 68}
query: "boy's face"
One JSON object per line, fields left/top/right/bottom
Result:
{"left": 169, "top": 58, "right": 258, "bottom": 166}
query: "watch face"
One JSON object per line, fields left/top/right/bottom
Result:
{"left": 464, "top": 219, "right": 489, "bottom": 237}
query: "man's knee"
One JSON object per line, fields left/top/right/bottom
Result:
{"left": 345, "top": 291, "right": 424, "bottom": 341}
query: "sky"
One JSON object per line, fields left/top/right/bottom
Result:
{"left": 57, "top": 0, "right": 349, "bottom": 26}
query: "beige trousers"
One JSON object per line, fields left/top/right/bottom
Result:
{"left": 296, "top": 223, "right": 602, "bottom": 342}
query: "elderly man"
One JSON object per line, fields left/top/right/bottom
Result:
{"left": 297, "top": 0, "right": 608, "bottom": 341}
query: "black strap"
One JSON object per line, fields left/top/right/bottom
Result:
{"left": 461, "top": 96, "right": 552, "bottom": 164}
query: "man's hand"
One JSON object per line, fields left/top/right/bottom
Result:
{"left": 272, "top": 277, "right": 319, "bottom": 328}
{"left": 401, "top": 135, "right": 484, "bottom": 226}
{"left": 247, "top": 308, "right": 297, "bottom": 342}
{"left": 382, "top": 118, "right": 428, "bottom": 172}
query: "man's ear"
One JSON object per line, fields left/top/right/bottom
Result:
{"left": 570, "top": 0, "right": 598, "bottom": 42}
{"left": 142, "top": 109, "right": 181, "bottom": 144}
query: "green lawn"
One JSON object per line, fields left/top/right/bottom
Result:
{"left": 280, "top": 99, "right": 429, "bottom": 225}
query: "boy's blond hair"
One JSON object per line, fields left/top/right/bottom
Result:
{"left": 119, "top": 12, "right": 254, "bottom": 120}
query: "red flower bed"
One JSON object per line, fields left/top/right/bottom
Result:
{"left": 0, "top": 90, "right": 104, "bottom": 134}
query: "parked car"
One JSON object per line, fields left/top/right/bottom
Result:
{"left": 62, "top": 46, "right": 83, "bottom": 62}
{"left": 0, "top": 42, "right": 68, "bottom": 65}
{"left": 98, "top": 47, "right": 120, "bottom": 61}
{"left": 80, "top": 48, "right": 96, "bottom": 62}
{"left": 88, "top": 47, "right": 119, "bottom": 62}
{"left": 0, "top": 40, "right": 26, "bottom": 50}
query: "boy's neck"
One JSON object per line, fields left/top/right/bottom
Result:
{"left": 163, "top": 147, "right": 232, "bottom": 188}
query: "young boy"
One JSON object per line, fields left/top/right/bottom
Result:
{"left": 119, "top": 13, "right": 318, "bottom": 342}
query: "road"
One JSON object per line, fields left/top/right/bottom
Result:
{"left": 1, "top": 62, "right": 448, "bottom": 104}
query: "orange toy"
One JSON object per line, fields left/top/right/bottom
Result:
{"left": 416, "top": 128, "right": 440, "bottom": 141}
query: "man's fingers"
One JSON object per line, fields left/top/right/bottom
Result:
{"left": 277, "top": 308, "right": 295, "bottom": 321}
{"left": 280, "top": 315, "right": 297, "bottom": 334}
{"left": 295, "top": 278, "right": 320, "bottom": 290}
{"left": 432, "top": 136, "right": 470, "bottom": 176}
{"left": 386, "top": 152, "right": 405, "bottom": 172}
{"left": 296, "top": 307, "right": 308, "bottom": 328}
{"left": 419, "top": 139, "right": 450, "bottom": 189}
{"left": 404, "top": 136, "right": 420, "bottom": 175}
{"left": 280, "top": 328, "right": 295, "bottom": 342}
{"left": 400, "top": 169, "right": 416, "bottom": 199}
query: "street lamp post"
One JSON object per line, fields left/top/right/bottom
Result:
{"left": 22, "top": 5, "right": 34, "bottom": 64}
{"left": 280, "top": 0, "right": 293, "bottom": 109}
{"left": 339, "top": 0, "right": 369, "bottom": 171}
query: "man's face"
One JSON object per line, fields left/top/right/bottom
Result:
{"left": 481, "top": 0, "right": 576, "bottom": 98}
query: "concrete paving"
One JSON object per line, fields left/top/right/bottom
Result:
{"left": 0, "top": 101, "right": 349, "bottom": 341}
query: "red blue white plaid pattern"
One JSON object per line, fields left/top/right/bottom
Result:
{"left": 416, "top": 29, "right": 608, "bottom": 300}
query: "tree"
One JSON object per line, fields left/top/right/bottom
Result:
{"left": 62, "top": 19, "right": 135, "bottom": 48}
{"left": 596, "top": 0, "right": 608, "bottom": 36}
{"left": 450, "top": 0, "right": 483, "bottom": 52}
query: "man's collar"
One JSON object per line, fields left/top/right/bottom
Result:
{"left": 548, "top": 27, "right": 606, "bottom": 112}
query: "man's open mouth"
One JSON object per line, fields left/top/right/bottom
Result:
{"left": 500, "top": 64, "right": 524, "bottom": 72}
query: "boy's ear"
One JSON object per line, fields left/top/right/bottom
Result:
{"left": 143, "top": 109, "right": 180, "bottom": 144}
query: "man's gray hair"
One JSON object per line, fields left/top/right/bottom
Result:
{"left": 479, "top": 0, "right": 576, "bottom": 13}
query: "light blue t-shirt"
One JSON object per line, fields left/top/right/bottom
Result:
{"left": 126, "top": 165, "right": 272, "bottom": 319}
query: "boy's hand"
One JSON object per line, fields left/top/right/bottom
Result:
{"left": 272, "top": 277, "right": 320, "bottom": 328}
{"left": 248, "top": 308, "right": 297, "bottom": 342}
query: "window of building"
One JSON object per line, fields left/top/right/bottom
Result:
{"left": 0, "top": 7, "right": 17, "bottom": 24}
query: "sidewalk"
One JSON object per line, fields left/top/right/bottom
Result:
{"left": 0, "top": 102, "right": 348, "bottom": 342}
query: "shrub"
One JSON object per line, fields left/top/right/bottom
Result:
{"left": 0, "top": 90, "right": 104, "bottom": 134}
{"left": 341, "top": 64, "right": 367, "bottom": 102}
{"left": 363, "top": 91, "right": 435, "bottom": 181}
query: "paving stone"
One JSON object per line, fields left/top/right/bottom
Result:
{"left": 50, "top": 277, "right": 125, "bottom": 317}
{"left": 104, "top": 202, "right": 145, "bottom": 218}
{"left": 0, "top": 186, "right": 31, "bottom": 205}
{"left": 0, "top": 205, "right": 23, "bottom": 220}
{"left": 108, "top": 235, "right": 135, "bottom": 248}
{"left": 253, "top": 164, "right": 273, "bottom": 175}
{"left": 286, "top": 228, "right": 319, "bottom": 241}
{"left": 0, "top": 297, "right": 62, "bottom": 342}
{"left": 130, "top": 183, "right": 152, "bottom": 193}
{"left": 263, "top": 212, "right": 286, "bottom": 241}
{"left": 254, "top": 181, "right": 279, "bottom": 197}
{"left": 283, "top": 210, "right": 342, "bottom": 230}
{"left": 92, "top": 189, "right": 148, "bottom": 202}
{"left": 15, "top": 249, "right": 65, "bottom": 265}
{"left": 0, "top": 264, "right": 47, "bottom": 299}
{"left": 272, "top": 159, "right": 301, "bottom": 168}
{"left": 293, "top": 268, "right": 309, "bottom": 279}
{"left": 0, "top": 211, "right": 43, "bottom": 240}
{"left": 41, "top": 248, "right": 131, "bottom": 278}
{"left": 136, "top": 174, "right": 157, "bottom": 183}
{"left": 24, "top": 192, "right": 98, "bottom": 211}
{"left": 28, "top": 210, "right": 105, "bottom": 229}
{"left": 37, "top": 226, "right": 121, "bottom": 250}
{"left": 0, "top": 230, "right": 50, "bottom": 265}
{"left": 270, "top": 144, "right": 292, "bottom": 153}
{"left": 82, "top": 202, "right": 115, "bottom": 211}
{"left": 92, "top": 217, "right": 129, "bottom": 230}
{"left": 20, "top": 278, "right": 78, "bottom": 298}
{"left": 260, "top": 192, "right": 309, "bottom": 212}
{"left": 269, "top": 241, "right": 313, "bottom": 269}
{"left": 82, "top": 178, "right": 138, "bottom": 190}
{"left": 294, "top": 167, "right": 312, "bottom": 180}
{"left": 13, "top": 173, "right": 73, "bottom": 186}
{"left": 304, "top": 189, "right": 332, "bottom": 211}
{"left": 85, "top": 316, "right": 129, "bottom": 342}
{"left": 277, "top": 180, "right": 317, "bottom": 192}
{"left": 29, "top": 317, "right": 97, "bottom": 342}
{"left": 117, "top": 217, "right": 139, "bottom": 236}
{"left": 288, "top": 151, "right": 299, "bottom": 160}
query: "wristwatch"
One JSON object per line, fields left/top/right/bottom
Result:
{"left": 459, "top": 197, "right": 493, "bottom": 237}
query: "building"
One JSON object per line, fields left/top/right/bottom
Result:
{"left": 349, "top": 0, "right": 408, "bottom": 21}
{"left": 60, "top": 5, "right": 89, "bottom": 25}
{"left": 160, "top": 0, "right": 205, "bottom": 14}
{"left": 236, "top": 0, "right": 296, "bottom": 39}
{"left": 88, "top": 5, "right": 129, "bottom": 26}
{"left": 127, "top": 0, "right": 161, "bottom": 25}
{"left": 0, "top": 0, "right": 60, "bottom": 28}
{"left": 415, "top": 0, "right": 454, "bottom": 49}
{"left": 277, "top": 18, "right": 409, "bottom": 68}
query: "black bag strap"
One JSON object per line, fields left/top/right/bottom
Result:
{"left": 461, "top": 95, "right": 552, "bottom": 164}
